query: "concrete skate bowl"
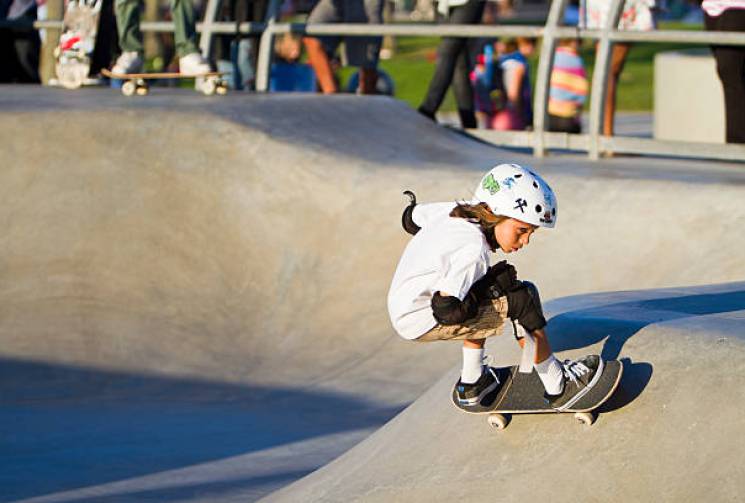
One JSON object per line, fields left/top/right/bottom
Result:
{"left": 266, "top": 282, "right": 745, "bottom": 503}
{"left": 1, "top": 89, "right": 744, "bottom": 502}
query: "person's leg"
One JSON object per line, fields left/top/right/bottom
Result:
{"left": 303, "top": 37, "right": 338, "bottom": 93}
{"left": 603, "top": 42, "right": 630, "bottom": 136}
{"left": 508, "top": 281, "right": 602, "bottom": 404}
{"left": 707, "top": 10, "right": 745, "bottom": 143}
{"left": 418, "top": 0, "right": 485, "bottom": 119}
{"left": 304, "top": 0, "right": 342, "bottom": 93}
{"left": 344, "top": 0, "right": 383, "bottom": 94}
{"left": 13, "top": 12, "right": 41, "bottom": 83}
{"left": 170, "top": 0, "right": 200, "bottom": 58}
{"left": 461, "top": 338, "right": 486, "bottom": 383}
{"left": 114, "top": 0, "right": 144, "bottom": 55}
{"left": 452, "top": 43, "right": 478, "bottom": 128}
{"left": 359, "top": 67, "right": 379, "bottom": 94}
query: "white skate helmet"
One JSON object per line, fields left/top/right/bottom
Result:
{"left": 473, "top": 163, "right": 557, "bottom": 228}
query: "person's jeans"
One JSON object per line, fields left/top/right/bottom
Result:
{"left": 418, "top": 0, "right": 486, "bottom": 128}
{"left": 705, "top": 10, "right": 745, "bottom": 143}
{"left": 114, "top": 0, "right": 199, "bottom": 57}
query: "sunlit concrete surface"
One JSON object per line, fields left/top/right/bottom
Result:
{"left": 1, "top": 86, "right": 743, "bottom": 502}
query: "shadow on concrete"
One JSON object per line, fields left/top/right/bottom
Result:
{"left": 548, "top": 289, "right": 745, "bottom": 361}
{"left": 598, "top": 358, "right": 654, "bottom": 413}
{"left": 49, "top": 470, "right": 313, "bottom": 503}
{"left": 0, "top": 358, "right": 402, "bottom": 502}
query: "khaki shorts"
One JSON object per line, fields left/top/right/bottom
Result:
{"left": 416, "top": 296, "right": 510, "bottom": 342}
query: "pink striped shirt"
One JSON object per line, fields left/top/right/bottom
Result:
{"left": 702, "top": 0, "right": 745, "bottom": 16}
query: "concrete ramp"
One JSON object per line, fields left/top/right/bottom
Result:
{"left": 1, "top": 87, "right": 744, "bottom": 502}
{"left": 265, "top": 282, "right": 745, "bottom": 502}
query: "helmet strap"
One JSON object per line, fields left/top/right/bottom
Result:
{"left": 480, "top": 223, "right": 500, "bottom": 252}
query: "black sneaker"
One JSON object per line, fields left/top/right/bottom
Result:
{"left": 545, "top": 355, "right": 604, "bottom": 411}
{"left": 455, "top": 367, "right": 501, "bottom": 407}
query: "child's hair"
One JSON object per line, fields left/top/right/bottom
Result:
{"left": 450, "top": 202, "right": 507, "bottom": 250}
{"left": 558, "top": 37, "right": 580, "bottom": 49}
{"left": 498, "top": 38, "right": 518, "bottom": 54}
{"left": 517, "top": 37, "right": 536, "bottom": 47}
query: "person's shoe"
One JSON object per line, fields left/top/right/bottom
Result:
{"left": 545, "top": 355, "right": 604, "bottom": 411}
{"left": 455, "top": 366, "right": 501, "bottom": 407}
{"left": 417, "top": 106, "right": 437, "bottom": 122}
{"left": 179, "top": 52, "right": 211, "bottom": 75}
{"left": 111, "top": 51, "right": 143, "bottom": 75}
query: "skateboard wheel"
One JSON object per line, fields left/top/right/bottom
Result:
{"left": 121, "top": 80, "right": 136, "bottom": 97}
{"left": 487, "top": 413, "right": 508, "bottom": 430}
{"left": 574, "top": 412, "right": 596, "bottom": 426}
{"left": 136, "top": 85, "right": 148, "bottom": 96}
{"left": 216, "top": 83, "right": 228, "bottom": 95}
{"left": 202, "top": 79, "right": 217, "bottom": 96}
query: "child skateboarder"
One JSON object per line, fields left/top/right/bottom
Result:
{"left": 387, "top": 163, "right": 604, "bottom": 410}
{"left": 110, "top": 0, "right": 210, "bottom": 77}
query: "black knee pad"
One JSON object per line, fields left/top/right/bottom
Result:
{"left": 506, "top": 281, "right": 546, "bottom": 332}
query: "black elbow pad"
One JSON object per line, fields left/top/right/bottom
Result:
{"left": 401, "top": 190, "right": 421, "bottom": 235}
{"left": 431, "top": 291, "right": 479, "bottom": 325}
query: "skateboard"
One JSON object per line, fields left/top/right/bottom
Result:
{"left": 54, "top": 0, "right": 102, "bottom": 89}
{"left": 101, "top": 69, "right": 229, "bottom": 97}
{"left": 452, "top": 359, "right": 623, "bottom": 430}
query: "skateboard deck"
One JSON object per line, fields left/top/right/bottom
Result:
{"left": 54, "top": 0, "right": 102, "bottom": 89}
{"left": 452, "top": 359, "right": 623, "bottom": 429}
{"left": 101, "top": 68, "right": 228, "bottom": 96}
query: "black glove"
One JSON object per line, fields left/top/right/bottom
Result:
{"left": 470, "top": 261, "right": 518, "bottom": 300}
{"left": 401, "top": 190, "right": 421, "bottom": 236}
{"left": 505, "top": 281, "right": 547, "bottom": 332}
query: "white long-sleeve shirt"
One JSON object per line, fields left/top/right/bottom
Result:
{"left": 387, "top": 202, "right": 492, "bottom": 340}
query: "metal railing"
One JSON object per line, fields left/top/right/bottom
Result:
{"left": 22, "top": 0, "right": 745, "bottom": 162}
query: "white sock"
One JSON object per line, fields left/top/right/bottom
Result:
{"left": 535, "top": 355, "right": 564, "bottom": 395}
{"left": 461, "top": 347, "right": 485, "bottom": 384}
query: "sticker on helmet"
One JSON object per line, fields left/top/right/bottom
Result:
{"left": 482, "top": 174, "right": 500, "bottom": 195}
{"left": 502, "top": 177, "right": 516, "bottom": 189}
{"left": 540, "top": 210, "right": 554, "bottom": 224}
{"left": 514, "top": 198, "right": 527, "bottom": 213}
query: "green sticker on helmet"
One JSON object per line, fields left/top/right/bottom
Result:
{"left": 482, "top": 174, "right": 500, "bottom": 195}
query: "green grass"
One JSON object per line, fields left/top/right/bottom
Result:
{"left": 347, "top": 21, "right": 706, "bottom": 112}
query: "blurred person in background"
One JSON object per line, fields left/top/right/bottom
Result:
{"left": 702, "top": 0, "right": 745, "bottom": 143}
{"left": 581, "top": 0, "right": 656, "bottom": 137}
{"left": 0, "top": 0, "right": 40, "bottom": 82}
{"left": 417, "top": 0, "right": 486, "bottom": 128}
{"left": 303, "top": 0, "right": 383, "bottom": 94}
{"left": 547, "top": 37, "right": 588, "bottom": 134}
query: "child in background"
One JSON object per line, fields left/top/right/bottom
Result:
{"left": 470, "top": 43, "right": 500, "bottom": 129}
{"left": 388, "top": 163, "right": 604, "bottom": 409}
{"left": 493, "top": 37, "right": 535, "bottom": 131}
{"left": 269, "top": 33, "right": 317, "bottom": 92}
{"left": 548, "top": 38, "right": 589, "bottom": 134}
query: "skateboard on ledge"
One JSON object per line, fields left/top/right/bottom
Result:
{"left": 101, "top": 68, "right": 228, "bottom": 97}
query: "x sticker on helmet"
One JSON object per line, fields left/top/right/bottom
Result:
{"left": 514, "top": 198, "right": 527, "bottom": 213}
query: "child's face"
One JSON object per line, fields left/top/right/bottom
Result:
{"left": 494, "top": 218, "right": 537, "bottom": 253}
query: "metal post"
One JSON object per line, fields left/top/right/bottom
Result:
{"left": 254, "top": 0, "right": 281, "bottom": 92}
{"left": 39, "top": 0, "right": 64, "bottom": 84}
{"left": 532, "top": 0, "right": 570, "bottom": 157}
{"left": 587, "top": 0, "right": 624, "bottom": 159}
{"left": 199, "top": 0, "right": 223, "bottom": 58}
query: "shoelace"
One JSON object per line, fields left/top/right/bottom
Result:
{"left": 562, "top": 359, "right": 590, "bottom": 385}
